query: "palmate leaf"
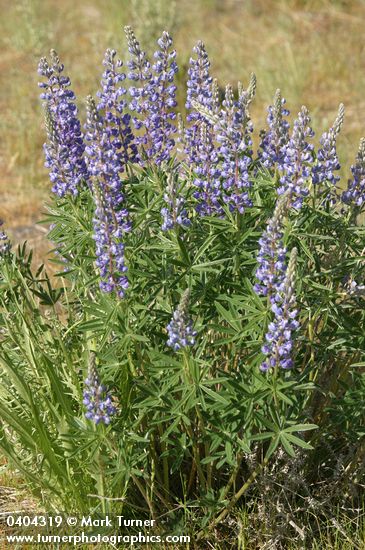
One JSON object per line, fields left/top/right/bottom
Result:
{"left": 214, "top": 300, "right": 242, "bottom": 332}
{"left": 284, "top": 433, "right": 314, "bottom": 449}
{"left": 279, "top": 433, "right": 296, "bottom": 457}
{"left": 199, "top": 385, "right": 231, "bottom": 407}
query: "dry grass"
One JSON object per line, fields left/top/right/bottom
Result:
{"left": 0, "top": 0, "right": 365, "bottom": 249}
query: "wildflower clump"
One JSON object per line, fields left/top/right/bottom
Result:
{"left": 35, "top": 29, "right": 365, "bottom": 383}
{"left": 0, "top": 24, "right": 363, "bottom": 545}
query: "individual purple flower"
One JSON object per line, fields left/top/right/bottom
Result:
{"left": 312, "top": 103, "right": 344, "bottom": 187}
{"left": 258, "top": 89, "right": 290, "bottom": 170}
{"left": 279, "top": 106, "right": 314, "bottom": 209}
{"left": 0, "top": 220, "right": 11, "bottom": 257}
{"left": 261, "top": 247, "right": 299, "bottom": 372}
{"left": 38, "top": 50, "right": 88, "bottom": 196}
{"left": 254, "top": 197, "right": 287, "bottom": 298}
{"left": 167, "top": 289, "right": 197, "bottom": 351}
{"left": 125, "top": 27, "right": 178, "bottom": 165}
{"left": 161, "top": 173, "right": 191, "bottom": 231}
{"left": 214, "top": 84, "right": 254, "bottom": 214}
{"left": 83, "top": 353, "right": 116, "bottom": 425}
{"left": 342, "top": 137, "right": 365, "bottom": 207}
{"left": 85, "top": 96, "right": 130, "bottom": 297}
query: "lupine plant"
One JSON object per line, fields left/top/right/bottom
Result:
{"left": 0, "top": 27, "right": 364, "bottom": 546}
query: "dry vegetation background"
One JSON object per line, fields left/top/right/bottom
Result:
{"left": 1, "top": 0, "right": 365, "bottom": 259}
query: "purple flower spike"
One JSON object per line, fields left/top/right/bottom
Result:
{"left": 258, "top": 89, "right": 290, "bottom": 170}
{"left": 260, "top": 247, "right": 299, "bottom": 372}
{"left": 214, "top": 82, "right": 255, "bottom": 214}
{"left": 312, "top": 103, "right": 344, "bottom": 188}
{"left": 192, "top": 122, "right": 223, "bottom": 217}
{"left": 38, "top": 50, "right": 88, "bottom": 197}
{"left": 182, "top": 42, "right": 225, "bottom": 216}
{"left": 83, "top": 353, "right": 116, "bottom": 425}
{"left": 342, "top": 137, "right": 365, "bottom": 207}
{"left": 85, "top": 96, "right": 130, "bottom": 298}
{"left": 167, "top": 289, "right": 197, "bottom": 351}
{"left": 185, "top": 41, "right": 216, "bottom": 121}
{"left": 125, "top": 27, "right": 178, "bottom": 165}
{"left": 161, "top": 174, "right": 191, "bottom": 231}
{"left": 96, "top": 48, "right": 138, "bottom": 166}
{"left": 279, "top": 106, "right": 314, "bottom": 209}
{"left": 85, "top": 50, "right": 135, "bottom": 297}
{"left": 254, "top": 197, "right": 287, "bottom": 298}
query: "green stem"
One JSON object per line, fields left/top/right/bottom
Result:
{"left": 187, "top": 460, "right": 197, "bottom": 496}
{"left": 185, "top": 422, "right": 208, "bottom": 490}
{"left": 220, "top": 453, "right": 243, "bottom": 502}
{"left": 131, "top": 474, "right": 155, "bottom": 519}
{"left": 182, "top": 351, "right": 210, "bottom": 490}
{"left": 96, "top": 430, "right": 107, "bottom": 515}
{"left": 198, "top": 456, "right": 269, "bottom": 539}
{"left": 157, "top": 424, "right": 170, "bottom": 495}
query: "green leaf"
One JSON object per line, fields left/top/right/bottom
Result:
{"left": 280, "top": 433, "right": 296, "bottom": 457}
{"left": 214, "top": 300, "right": 241, "bottom": 331}
{"left": 200, "top": 385, "right": 231, "bottom": 406}
{"left": 285, "top": 433, "right": 314, "bottom": 450}
{"left": 284, "top": 424, "right": 318, "bottom": 433}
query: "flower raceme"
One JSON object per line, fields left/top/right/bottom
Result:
{"left": 85, "top": 96, "right": 129, "bottom": 297}
{"left": 83, "top": 353, "right": 116, "bottom": 425}
{"left": 258, "top": 88, "right": 290, "bottom": 170}
{"left": 342, "top": 137, "right": 365, "bottom": 207}
{"left": 125, "top": 26, "right": 178, "bottom": 165}
{"left": 161, "top": 173, "right": 191, "bottom": 231}
{"left": 183, "top": 41, "right": 222, "bottom": 216}
{"left": 215, "top": 84, "right": 254, "bottom": 214}
{"left": 38, "top": 50, "right": 89, "bottom": 197}
{"left": 312, "top": 103, "right": 344, "bottom": 189}
{"left": 278, "top": 106, "right": 314, "bottom": 209}
{"left": 167, "top": 290, "right": 197, "bottom": 351}
{"left": 185, "top": 40, "right": 215, "bottom": 119}
{"left": 96, "top": 48, "right": 138, "bottom": 167}
{"left": 261, "top": 247, "right": 300, "bottom": 372}
{"left": 254, "top": 197, "right": 287, "bottom": 298}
